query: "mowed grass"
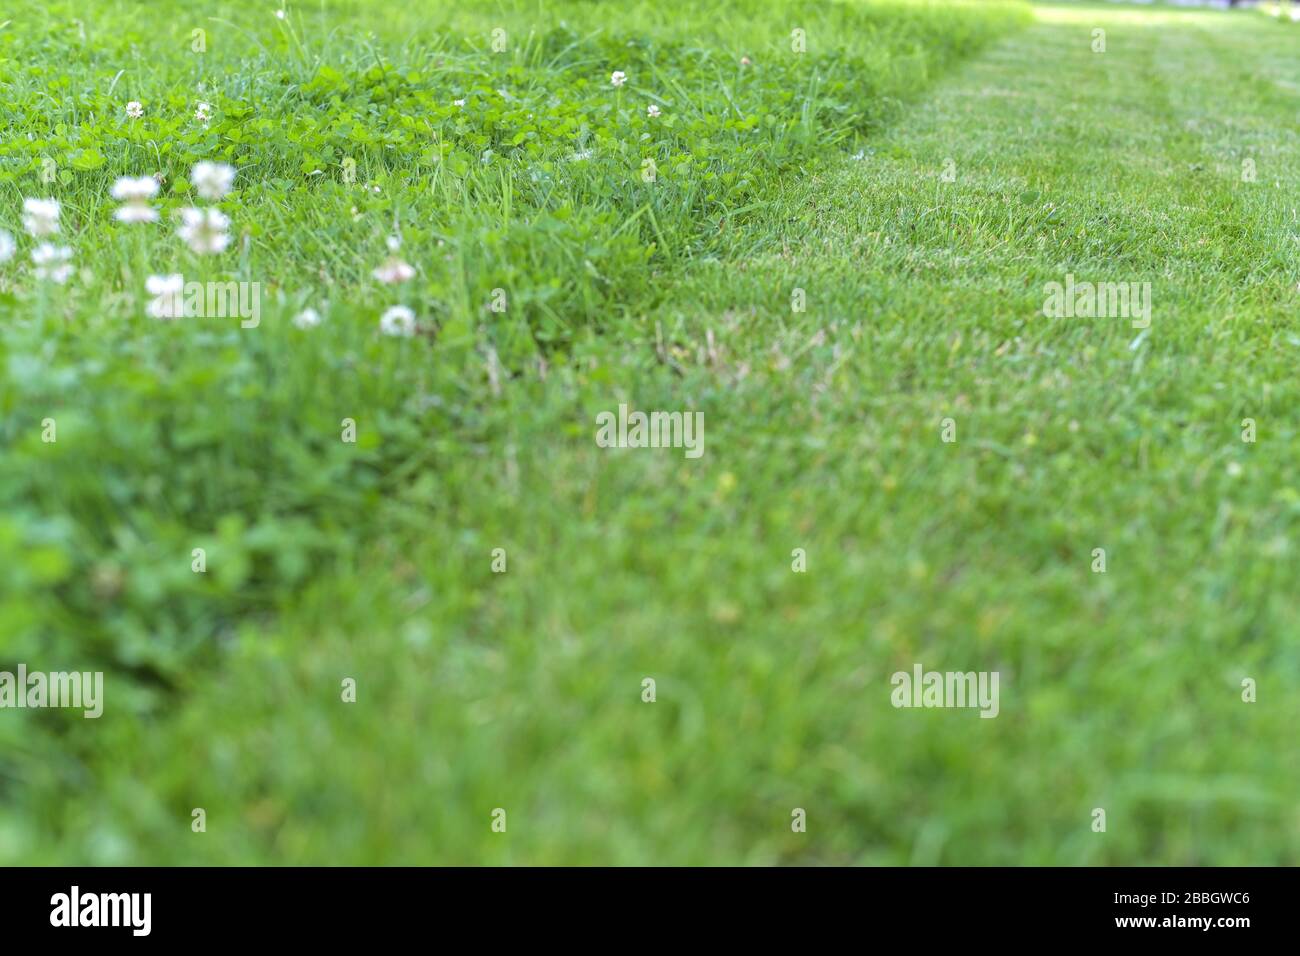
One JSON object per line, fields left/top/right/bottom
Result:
{"left": 2, "top": 0, "right": 1298, "bottom": 865}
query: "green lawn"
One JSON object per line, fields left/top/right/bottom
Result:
{"left": 2, "top": 0, "right": 1298, "bottom": 865}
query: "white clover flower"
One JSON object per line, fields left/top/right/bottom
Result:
{"left": 126, "top": 101, "right": 144, "bottom": 119}
{"left": 740, "top": 56, "right": 752, "bottom": 66}
{"left": 646, "top": 104, "right": 661, "bottom": 118}
{"left": 275, "top": 9, "right": 286, "bottom": 19}
{"left": 195, "top": 102, "right": 212, "bottom": 123}
{"left": 610, "top": 70, "right": 627, "bottom": 88}
{"left": 32, "top": 244, "right": 73, "bottom": 284}
{"left": 374, "top": 248, "right": 413, "bottom": 282}
{"left": 111, "top": 176, "right": 161, "bottom": 223}
{"left": 145, "top": 273, "right": 186, "bottom": 319}
{"left": 453, "top": 98, "right": 465, "bottom": 107}
{"left": 115, "top": 204, "right": 159, "bottom": 224}
{"left": 191, "top": 161, "right": 236, "bottom": 201}
{"left": 293, "top": 307, "right": 322, "bottom": 329}
{"left": 177, "top": 207, "right": 231, "bottom": 255}
{"left": 22, "top": 198, "right": 60, "bottom": 237}
{"left": 0, "top": 230, "right": 14, "bottom": 264}
{"left": 379, "top": 305, "right": 416, "bottom": 337}
{"left": 111, "top": 176, "right": 159, "bottom": 202}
